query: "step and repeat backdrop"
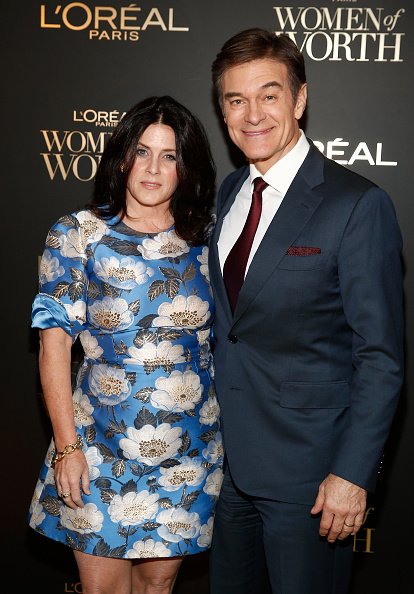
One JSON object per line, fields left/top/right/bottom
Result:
{"left": 3, "top": 1, "right": 412, "bottom": 592}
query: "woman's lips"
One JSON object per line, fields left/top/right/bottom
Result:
{"left": 141, "top": 181, "right": 161, "bottom": 189}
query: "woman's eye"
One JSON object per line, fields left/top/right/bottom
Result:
{"left": 136, "top": 148, "right": 148, "bottom": 157}
{"left": 164, "top": 153, "right": 176, "bottom": 161}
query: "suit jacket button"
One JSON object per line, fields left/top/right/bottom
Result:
{"left": 228, "top": 334, "right": 238, "bottom": 343}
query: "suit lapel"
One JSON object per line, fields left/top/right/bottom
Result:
{"left": 233, "top": 145, "right": 325, "bottom": 323}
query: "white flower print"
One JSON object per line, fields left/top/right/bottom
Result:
{"left": 108, "top": 490, "right": 159, "bottom": 526}
{"left": 39, "top": 249, "right": 64, "bottom": 284}
{"left": 153, "top": 295, "right": 211, "bottom": 330}
{"left": 72, "top": 388, "right": 94, "bottom": 428}
{"left": 158, "top": 456, "right": 207, "bottom": 492}
{"left": 156, "top": 508, "right": 201, "bottom": 543}
{"left": 44, "top": 441, "right": 56, "bottom": 469}
{"left": 196, "top": 246, "right": 210, "bottom": 283}
{"left": 138, "top": 230, "right": 189, "bottom": 260}
{"left": 29, "top": 500, "right": 46, "bottom": 529}
{"left": 44, "top": 465, "right": 55, "bottom": 486}
{"left": 60, "top": 228, "right": 86, "bottom": 259}
{"left": 199, "top": 395, "right": 220, "bottom": 426}
{"left": 89, "top": 297, "right": 134, "bottom": 333}
{"left": 209, "top": 361, "right": 215, "bottom": 380}
{"left": 89, "top": 364, "right": 131, "bottom": 406}
{"left": 203, "top": 468, "right": 224, "bottom": 498}
{"left": 42, "top": 443, "right": 57, "bottom": 484}
{"left": 76, "top": 210, "right": 109, "bottom": 244}
{"left": 197, "top": 516, "right": 214, "bottom": 548}
{"left": 29, "top": 480, "right": 46, "bottom": 528}
{"left": 196, "top": 329, "right": 210, "bottom": 345}
{"left": 151, "top": 370, "right": 203, "bottom": 412}
{"left": 85, "top": 446, "right": 103, "bottom": 480}
{"left": 202, "top": 432, "right": 224, "bottom": 464}
{"left": 94, "top": 256, "right": 154, "bottom": 289}
{"left": 125, "top": 538, "right": 172, "bottom": 559}
{"left": 125, "top": 341, "right": 185, "bottom": 374}
{"left": 79, "top": 330, "right": 104, "bottom": 359}
{"left": 120, "top": 424, "right": 182, "bottom": 466}
{"left": 60, "top": 503, "right": 104, "bottom": 534}
{"left": 64, "top": 300, "right": 87, "bottom": 324}
{"left": 30, "top": 480, "right": 44, "bottom": 512}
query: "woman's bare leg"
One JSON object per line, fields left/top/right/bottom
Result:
{"left": 74, "top": 550, "right": 132, "bottom": 594}
{"left": 131, "top": 557, "right": 183, "bottom": 594}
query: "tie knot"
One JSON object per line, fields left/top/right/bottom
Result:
{"left": 253, "top": 177, "right": 268, "bottom": 195}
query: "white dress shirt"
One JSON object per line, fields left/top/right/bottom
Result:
{"left": 218, "top": 130, "right": 310, "bottom": 274}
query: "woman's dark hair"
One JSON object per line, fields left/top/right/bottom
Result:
{"left": 89, "top": 95, "right": 216, "bottom": 246}
{"left": 212, "top": 29, "right": 306, "bottom": 107}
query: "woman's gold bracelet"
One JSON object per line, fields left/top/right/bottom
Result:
{"left": 51, "top": 435, "right": 83, "bottom": 468}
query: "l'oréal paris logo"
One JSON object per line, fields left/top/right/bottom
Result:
{"left": 40, "top": 2, "right": 189, "bottom": 42}
{"left": 39, "top": 107, "right": 127, "bottom": 181}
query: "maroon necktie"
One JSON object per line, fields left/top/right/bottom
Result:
{"left": 223, "top": 177, "right": 268, "bottom": 312}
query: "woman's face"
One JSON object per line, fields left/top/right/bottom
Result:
{"left": 125, "top": 123, "right": 179, "bottom": 213}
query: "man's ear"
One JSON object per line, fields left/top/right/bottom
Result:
{"left": 295, "top": 83, "right": 307, "bottom": 120}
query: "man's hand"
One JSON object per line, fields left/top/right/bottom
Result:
{"left": 311, "top": 473, "right": 367, "bottom": 542}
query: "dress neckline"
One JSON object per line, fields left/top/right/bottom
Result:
{"left": 113, "top": 217, "right": 175, "bottom": 237}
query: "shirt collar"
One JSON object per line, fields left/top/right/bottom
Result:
{"left": 249, "top": 130, "right": 310, "bottom": 195}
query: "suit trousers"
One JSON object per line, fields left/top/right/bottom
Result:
{"left": 209, "top": 465, "right": 354, "bottom": 594}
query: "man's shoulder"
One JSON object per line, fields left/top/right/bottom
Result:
{"left": 326, "top": 159, "right": 378, "bottom": 193}
{"left": 307, "top": 141, "right": 378, "bottom": 193}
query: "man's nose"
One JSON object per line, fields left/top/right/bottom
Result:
{"left": 245, "top": 101, "right": 266, "bottom": 125}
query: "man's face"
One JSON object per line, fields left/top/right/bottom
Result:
{"left": 221, "top": 58, "right": 307, "bottom": 173}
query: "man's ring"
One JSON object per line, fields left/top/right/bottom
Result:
{"left": 60, "top": 491, "right": 71, "bottom": 498}
{"left": 344, "top": 521, "right": 354, "bottom": 527}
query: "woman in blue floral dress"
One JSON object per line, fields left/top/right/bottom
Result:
{"left": 28, "top": 96, "right": 223, "bottom": 594}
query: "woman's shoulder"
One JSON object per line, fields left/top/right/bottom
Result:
{"left": 50, "top": 208, "right": 94, "bottom": 227}
{"left": 48, "top": 208, "right": 114, "bottom": 247}
{"left": 52, "top": 207, "right": 116, "bottom": 226}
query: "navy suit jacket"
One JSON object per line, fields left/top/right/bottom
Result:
{"left": 208, "top": 141, "right": 404, "bottom": 504}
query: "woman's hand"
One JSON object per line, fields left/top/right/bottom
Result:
{"left": 54, "top": 448, "right": 91, "bottom": 508}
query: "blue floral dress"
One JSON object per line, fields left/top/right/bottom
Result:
{"left": 28, "top": 209, "right": 223, "bottom": 559}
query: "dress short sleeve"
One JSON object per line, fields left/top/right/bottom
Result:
{"left": 31, "top": 212, "right": 90, "bottom": 340}
{"left": 31, "top": 293, "right": 73, "bottom": 336}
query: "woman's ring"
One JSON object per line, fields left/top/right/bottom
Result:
{"left": 60, "top": 491, "right": 71, "bottom": 498}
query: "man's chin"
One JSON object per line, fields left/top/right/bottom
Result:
{"left": 247, "top": 154, "right": 277, "bottom": 170}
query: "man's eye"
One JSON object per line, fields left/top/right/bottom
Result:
{"left": 230, "top": 99, "right": 243, "bottom": 105}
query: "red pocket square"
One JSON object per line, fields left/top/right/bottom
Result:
{"left": 286, "top": 246, "right": 321, "bottom": 256}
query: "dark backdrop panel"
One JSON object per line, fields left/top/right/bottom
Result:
{"left": 3, "top": 1, "right": 412, "bottom": 592}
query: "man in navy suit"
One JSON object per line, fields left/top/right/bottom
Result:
{"left": 208, "top": 28, "right": 404, "bottom": 594}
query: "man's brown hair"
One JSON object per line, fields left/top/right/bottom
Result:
{"left": 212, "top": 28, "right": 306, "bottom": 107}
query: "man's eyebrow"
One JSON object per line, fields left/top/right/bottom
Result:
{"left": 223, "top": 81, "right": 282, "bottom": 100}
{"left": 262, "top": 81, "right": 282, "bottom": 90}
